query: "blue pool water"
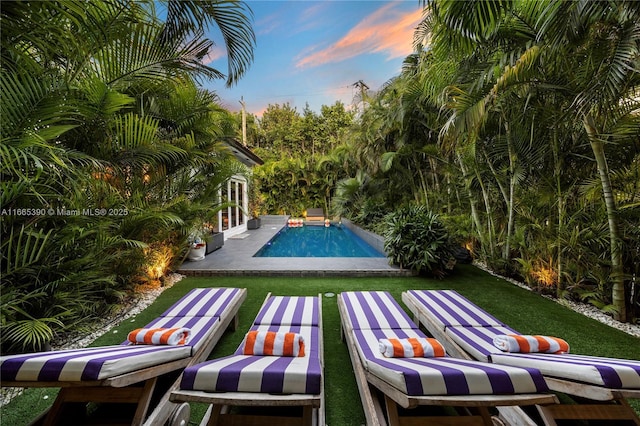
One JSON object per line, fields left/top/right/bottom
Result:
{"left": 254, "top": 225, "right": 385, "bottom": 257}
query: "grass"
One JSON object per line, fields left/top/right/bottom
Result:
{"left": 2, "top": 264, "right": 639, "bottom": 425}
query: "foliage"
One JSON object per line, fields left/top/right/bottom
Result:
{"left": 383, "top": 205, "right": 456, "bottom": 277}
{"left": 322, "top": 0, "right": 640, "bottom": 322}
{"left": 0, "top": 0, "right": 255, "bottom": 352}
{"left": 249, "top": 102, "right": 355, "bottom": 216}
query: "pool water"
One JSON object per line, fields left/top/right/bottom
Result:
{"left": 254, "top": 225, "right": 385, "bottom": 257}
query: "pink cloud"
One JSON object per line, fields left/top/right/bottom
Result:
{"left": 295, "top": 3, "right": 422, "bottom": 69}
{"left": 201, "top": 46, "right": 225, "bottom": 65}
{"left": 256, "top": 12, "right": 281, "bottom": 36}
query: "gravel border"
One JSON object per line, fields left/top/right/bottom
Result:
{"left": 474, "top": 262, "right": 640, "bottom": 338}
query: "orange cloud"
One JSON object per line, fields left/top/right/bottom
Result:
{"left": 296, "top": 3, "right": 422, "bottom": 69}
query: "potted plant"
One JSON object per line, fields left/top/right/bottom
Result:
{"left": 203, "top": 222, "right": 224, "bottom": 254}
{"left": 247, "top": 181, "right": 264, "bottom": 230}
{"left": 187, "top": 222, "right": 224, "bottom": 260}
{"left": 247, "top": 216, "right": 261, "bottom": 230}
{"left": 187, "top": 238, "right": 207, "bottom": 261}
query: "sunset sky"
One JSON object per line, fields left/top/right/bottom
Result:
{"left": 202, "top": 1, "right": 424, "bottom": 116}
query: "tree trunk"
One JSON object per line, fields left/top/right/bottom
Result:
{"left": 475, "top": 166, "right": 496, "bottom": 259}
{"left": 583, "top": 114, "right": 626, "bottom": 322}
{"left": 504, "top": 122, "right": 516, "bottom": 261}
{"left": 457, "top": 152, "right": 489, "bottom": 257}
{"left": 551, "top": 126, "right": 565, "bottom": 296}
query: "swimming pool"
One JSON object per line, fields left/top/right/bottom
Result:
{"left": 254, "top": 225, "right": 385, "bottom": 257}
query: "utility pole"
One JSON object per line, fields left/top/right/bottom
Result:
{"left": 239, "top": 96, "right": 247, "bottom": 146}
{"left": 352, "top": 80, "right": 369, "bottom": 113}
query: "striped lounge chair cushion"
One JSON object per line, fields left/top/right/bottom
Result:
{"left": 1, "top": 288, "right": 243, "bottom": 384}
{"left": 414, "top": 290, "right": 640, "bottom": 390}
{"left": 340, "top": 291, "right": 417, "bottom": 330}
{"left": 253, "top": 295, "right": 319, "bottom": 326}
{"left": 1, "top": 345, "right": 190, "bottom": 382}
{"left": 444, "top": 324, "right": 640, "bottom": 389}
{"left": 340, "top": 291, "right": 548, "bottom": 396}
{"left": 406, "top": 290, "right": 505, "bottom": 329}
{"left": 180, "top": 296, "right": 322, "bottom": 395}
{"left": 353, "top": 327, "right": 549, "bottom": 396}
{"left": 159, "top": 287, "right": 242, "bottom": 318}
{"left": 445, "top": 325, "right": 520, "bottom": 362}
{"left": 120, "top": 287, "right": 244, "bottom": 354}
{"left": 491, "top": 353, "right": 640, "bottom": 389}
{"left": 132, "top": 315, "right": 220, "bottom": 354}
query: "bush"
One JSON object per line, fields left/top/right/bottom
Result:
{"left": 383, "top": 205, "right": 456, "bottom": 277}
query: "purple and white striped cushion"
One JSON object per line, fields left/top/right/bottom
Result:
{"left": 180, "top": 323, "right": 322, "bottom": 394}
{"left": 339, "top": 289, "right": 549, "bottom": 398}
{"left": 353, "top": 328, "right": 547, "bottom": 396}
{"left": 159, "top": 287, "right": 242, "bottom": 317}
{"left": 1, "top": 345, "right": 190, "bottom": 382}
{"left": 181, "top": 296, "right": 322, "bottom": 395}
{"left": 445, "top": 325, "right": 519, "bottom": 362}
{"left": 406, "top": 290, "right": 505, "bottom": 329}
{"left": 1, "top": 288, "right": 243, "bottom": 383}
{"left": 340, "top": 291, "right": 417, "bottom": 330}
{"left": 447, "top": 327, "right": 640, "bottom": 389}
{"left": 491, "top": 353, "right": 640, "bottom": 389}
{"left": 120, "top": 288, "right": 245, "bottom": 353}
{"left": 253, "top": 296, "right": 319, "bottom": 326}
{"left": 411, "top": 290, "right": 640, "bottom": 390}
{"left": 132, "top": 315, "right": 220, "bottom": 354}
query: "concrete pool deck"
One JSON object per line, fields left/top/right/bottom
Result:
{"left": 178, "top": 216, "right": 414, "bottom": 277}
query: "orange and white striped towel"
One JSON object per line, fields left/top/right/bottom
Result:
{"left": 378, "top": 337, "right": 446, "bottom": 358}
{"left": 493, "top": 335, "right": 570, "bottom": 354}
{"left": 127, "top": 327, "right": 191, "bottom": 346}
{"left": 242, "top": 331, "right": 305, "bottom": 357}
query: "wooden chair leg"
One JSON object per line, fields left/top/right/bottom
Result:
{"left": 476, "top": 407, "right": 493, "bottom": 426}
{"left": 132, "top": 377, "right": 158, "bottom": 425}
{"left": 205, "top": 404, "right": 223, "bottom": 426}
{"left": 384, "top": 394, "right": 400, "bottom": 426}
{"left": 230, "top": 313, "right": 240, "bottom": 331}
{"left": 302, "top": 405, "right": 313, "bottom": 426}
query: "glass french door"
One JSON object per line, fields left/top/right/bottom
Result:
{"left": 220, "top": 178, "right": 246, "bottom": 232}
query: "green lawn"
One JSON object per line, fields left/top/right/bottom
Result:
{"left": 2, "top": 264, "right": 639, "bottom": 425}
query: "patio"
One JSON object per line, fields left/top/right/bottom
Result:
{"left": 178, "top": 216, "right": 413, "bottom": 277}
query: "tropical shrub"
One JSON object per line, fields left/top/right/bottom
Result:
{"left": 383, "top": 205, "right": 455, "bottom": 277}
{"left": 0, "top": 0, "right": 256, "bottom": 352}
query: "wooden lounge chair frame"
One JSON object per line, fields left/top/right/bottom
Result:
{"left": 337, "top": 292, "right": 557, "bottom": 426}
{"left": 2, "top": 287, "right": 247, "bottom": 426}
{"left": 305, "top": 208, "right": 326, "bottom": 226}
{"left": 170, "top": 292, "right": 325, "bottom": 426}
{"left": 401, "top": 290, "right": 640, "bottom": 426}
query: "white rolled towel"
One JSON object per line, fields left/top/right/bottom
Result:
{"left": 493, "top": 334, "right": 569, "bottom": 353}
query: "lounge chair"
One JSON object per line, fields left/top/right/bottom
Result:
{"left": 170, "top": 293, "right": 324, "bottom": 425}
{"left": 338, "top": 291, "right": 557, "bottom": 426}
{"left": 402, "top": 289, "right": 640, "bottom": 425}
{"left": 305, "top": 208, "right": 326, "bottom": 226}
{"left": 1, "top": 287, "right": 247, "bottom": 426}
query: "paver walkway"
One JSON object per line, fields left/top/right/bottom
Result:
{"left": 178, "top": 216, "right": 412, "bottom": 277}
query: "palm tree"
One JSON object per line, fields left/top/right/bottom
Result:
{"left": 482, "top": 0, "right": 639, "bottom": 320}
{"left": 1, "top": 0, "right": 256, "bottom": 351}
{"left": 415, "top": 0, "right": 639, "bottom": 320}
